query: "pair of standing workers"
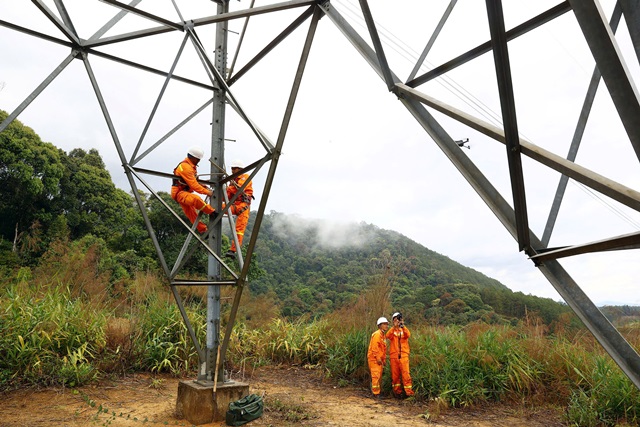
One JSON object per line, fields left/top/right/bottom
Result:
{"left": 367, "top": 312, "right": 414, "bottom": 399}
{"left": 171, "top": 146, "right": 253, "bottom": 257}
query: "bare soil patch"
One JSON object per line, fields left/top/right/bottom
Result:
{"left": 0, "top": 365, "right": 565, "bottom": 426}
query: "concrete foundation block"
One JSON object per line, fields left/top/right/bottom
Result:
{"left": 176, "top": 380, "right": 249, "bottom": 425}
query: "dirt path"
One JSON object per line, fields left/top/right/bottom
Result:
{"left": 0, "top": 365, "right": 565, "bottom": 426}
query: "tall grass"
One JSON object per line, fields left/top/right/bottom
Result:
{"left": 133, "top": 294, "right": 205, "bottom": 375}
{"left": 0, "top": 278, "right": 105, "bottom": 387}
{"left": 227, "top": 318, "right": 329, "bottom": 369}
{"left": 2, "top": 264, "right": 640, "bottom": 425}
{"left": 0, "top": 268, "right": 205, "bottom": 387}
{"left": 324, "top": 329, "right": 369, "bottom": 382}
{"left": 565, "top": 355, "right": 640, "bottom": 426}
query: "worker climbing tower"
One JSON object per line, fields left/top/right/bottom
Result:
{"left": 1, "top": 0, "right": 640, "bottom": 424}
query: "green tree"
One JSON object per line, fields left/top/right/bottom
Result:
{"left": 0, "top": 110, "right": 64, "bottom": 254}
{"left": 53, "top": 148, "right": 133, "bottom": 246}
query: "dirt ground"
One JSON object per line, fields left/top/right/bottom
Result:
{"left": 0, "top": 365, "right": 566, "bottom": 427}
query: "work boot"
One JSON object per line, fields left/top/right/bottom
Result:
{"left": 225, "top": 250, "right": 236, "bottom": 259}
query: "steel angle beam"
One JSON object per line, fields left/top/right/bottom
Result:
{"left": 53, "top": 0, "right": 78, "bottom": 39}
{"left": 541, "top": 60, "right": 603, "bottom": 246}
{"left": 85, "top": 24, "right": 175, "bottom": 48}
{"left": 0, "top": 20, "right": 74, "bottom": 49}
{"left": 191, "top": 0, "right": 316, "bottom": 27}
{"left": 228, "top": 0, "right": 256, "bottom": 79}
{"left": 131, "top": 98, "right": 215, "bottom": 165}
{"left": 31, "top": 0, "right": 81, "bottom": 45}
{"left": 485, "top": 0, "right": 529, "bottom": 252}
{"left": 99, "top": 0, "right": 184, "bottom": 30}
{"left": 221, "top": 158, "right": 267, "bottom": 186}
{"left": 0, "top": 53, "right": 76, "bottom": 134}
{"left": 89, "top": 0, "right": 143, "bottom": 40}
{"left": 86, "top": 0, "right": 316, "bottom": 48}
{"left": 407, "top": 1, "right": 571, "bottom": 88}
{"left": 542, "top": 3, "right": 623, "bottom": 247}
{"left": 87, "top": 47, "right": 215, "bottom": 90}
{"left": 358, "top": 0, "right": 395, "bottom": 90}
{"left": 221, "top": 189, "right": 243, "bottom": 267}
{"left": 228, "top": 6, "right": 314, "bottom": 86}
{"left": 171, "top": 280, "right": 238, "bottom": 286}
{"left": 531, "top": 232, "right": 640, "bottom": 263}
{"left": 322, "top": 1, "right": 640, "bottom": 391}
{"left": 171, "top": 286, "right": 205, "bottom": 362}
{"left": 131, "top": 33, "right": 190, "bottom": 162}
{"left": 620, "top": 0, "right": 640, "bottom": 65}
{"left": 131, "top": 167, "right": 176, "bottom": 180}
{"left": 407, "top": 0, "right": 457, "bottom": 82}
{"left": 569, "top": 0, "right": 640, "bottom": 163}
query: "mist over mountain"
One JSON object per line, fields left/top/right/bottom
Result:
{"left": 244, "top": 212, "right": 572, "bottom": 324}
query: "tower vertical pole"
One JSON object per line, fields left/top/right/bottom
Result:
{"left": 201, "top": 0, "right": 228, "bottom": 384}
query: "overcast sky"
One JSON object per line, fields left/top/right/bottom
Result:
{"left": 1, "top": 0, "right": 639, "bottom": 306}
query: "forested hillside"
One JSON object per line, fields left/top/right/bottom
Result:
{"left": 243, "top": 212, "right": 573, "bottom": 325}
{"left": 1, "top": 109, "right": 572, "bottom": 326}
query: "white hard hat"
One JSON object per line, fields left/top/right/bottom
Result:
{"left": 230, "top": 159, "right": 244, "bottom": 169}
{"left": 392, "top": 312, "right": 401, "bottom": 320}
{"left": 188, "top": 146, "right": 205, "bottom": 160}
{"left": 376, "top": 317, "right": 388, "bottom": 326}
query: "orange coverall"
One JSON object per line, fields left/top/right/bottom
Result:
{"left": 171, "top": 157, "right": 214, "bottom": 233}
{"left": 226, "top": 173, "right": 253, "bottom": 253}
{"left": 386, "top": 325, "right": 414, "bottom": 396}
{"left": 367, "top": 329, "right": 387, "bottom": 395}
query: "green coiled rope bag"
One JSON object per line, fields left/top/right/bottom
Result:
{"left": 225, "top": 393, "right": 264, "bottom": 426}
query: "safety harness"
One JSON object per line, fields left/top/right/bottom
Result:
{"left": 229, "top": 178, "right": 254, "bottom": 215}
{"left": 233, "top": 194, "right": 253, "bottom": 215}
{"left": 172, "top": 161, "right": 190, "bottom": 192}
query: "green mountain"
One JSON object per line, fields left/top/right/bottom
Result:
{"left": 243, "top": 212, "right": 573, "bottom": 325}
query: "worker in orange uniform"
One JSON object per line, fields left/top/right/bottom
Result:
{"left": 386, "top": 312, "right": 414, "bottom": 398}
{"left": 225, "top": 159, "right": 254, "bottom": 258}
{"left": 171, "top": 146, "right": 214, "bottom": 234}
{"left": 367, "top": 316, "right": 389, "bottom": 400}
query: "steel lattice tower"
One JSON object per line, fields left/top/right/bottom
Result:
{"left": 2, "top": 0, "right": 640, "bottom": 391}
